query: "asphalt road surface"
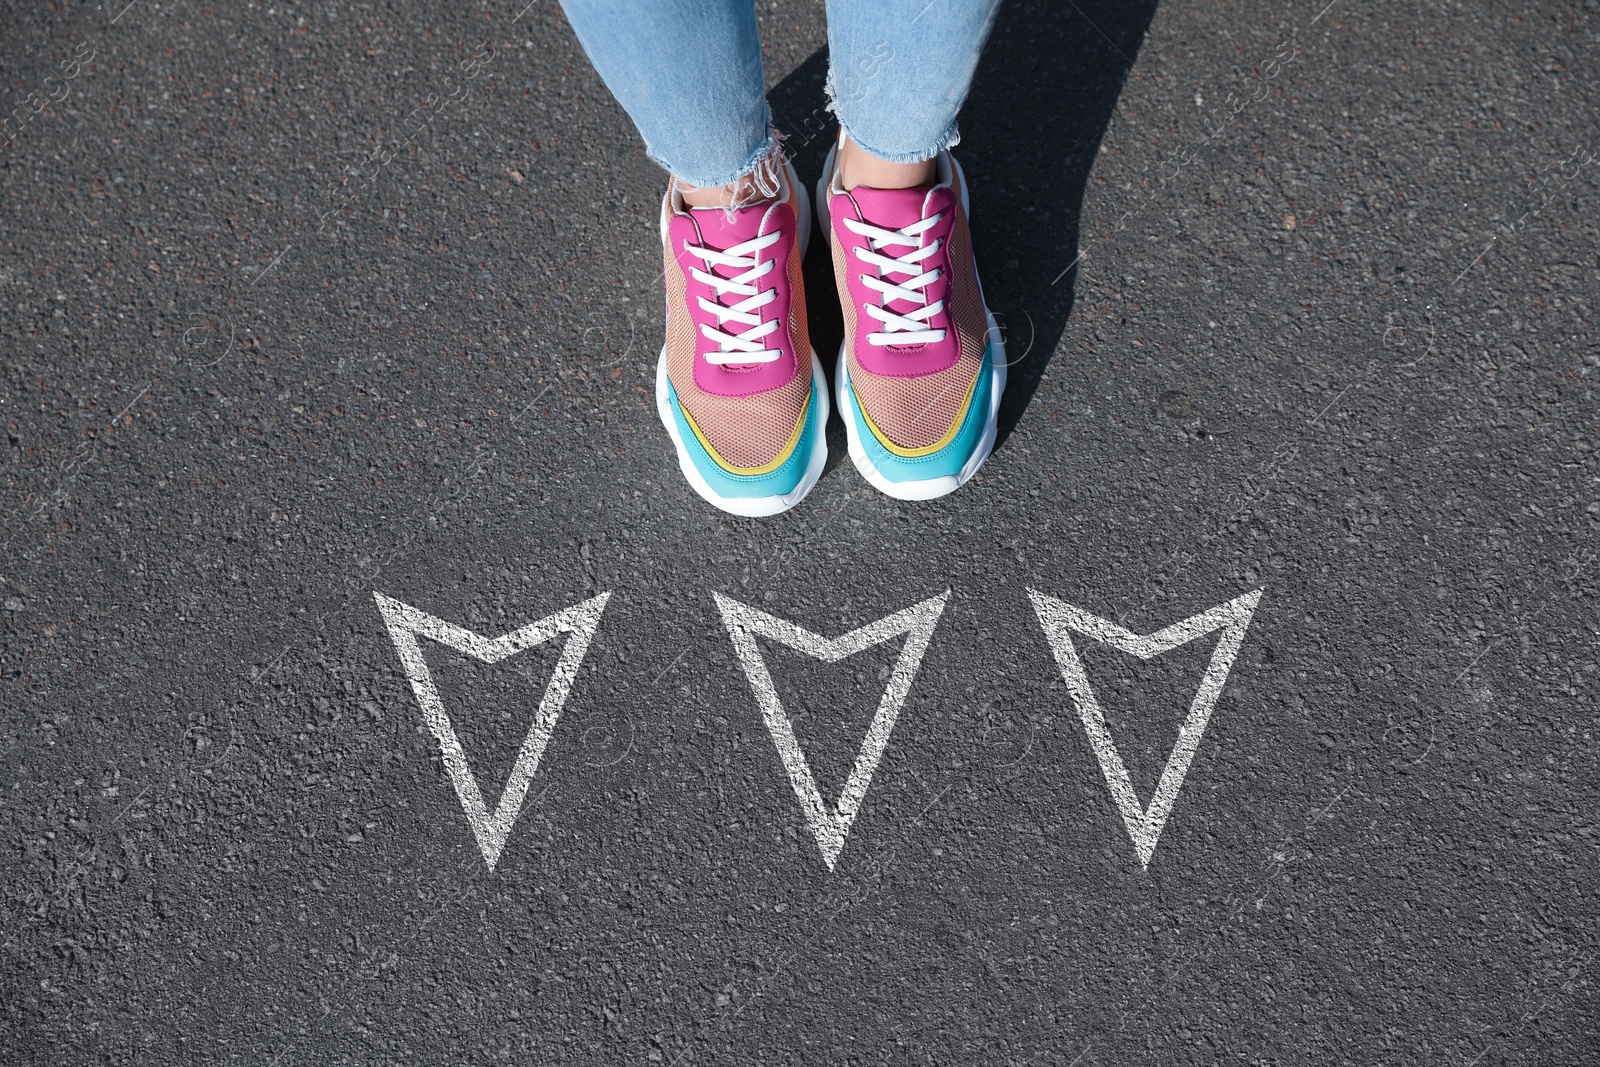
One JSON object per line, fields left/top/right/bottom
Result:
{"left": 3, "top": 0, "right": 1598, "bottom": 1063}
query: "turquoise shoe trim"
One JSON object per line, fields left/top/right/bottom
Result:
{"left": 845, "top": 348, "right": 995, "bottom": 484}
{"left": 665, "top": 378, "right": 816, "bottom": 500}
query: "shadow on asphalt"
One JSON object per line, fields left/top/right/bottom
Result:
{"left": 769, "top": 0, "right": 1158, "bottom": 456}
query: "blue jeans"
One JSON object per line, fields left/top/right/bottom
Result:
{"left": 558, "top": 0, "right": 1002, "bottom": 187}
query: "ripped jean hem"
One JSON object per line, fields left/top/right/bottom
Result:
{"left": 825, "top": 70, "right": 962, "bottom": 164}
{"left": 651, "top": 120, "right": 778, "bottom": 190}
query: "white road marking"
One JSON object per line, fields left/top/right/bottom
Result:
{"left": 1027, "top": 588, "right": 1264, "bottom": 868}
{"left": 373, "top": 591, "right": 611, "bottom": 871}
{"left": 713, "top": 591, "right": 950, "bottom": 870}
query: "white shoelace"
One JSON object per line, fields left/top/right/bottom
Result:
{"left": 843, "top": 213, "right": 948, "bottom": 347}
{"left": 683, "top": 229, "right": 783, "bottom": 365}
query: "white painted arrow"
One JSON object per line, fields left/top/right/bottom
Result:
{"left": 1028, "top": 588, "right": 1264, "bottom": 868}
{"left": 714, "top": 591, "right": 950, "bottom": 870}
{"left": 374, "top": 591, "right": 611, "bottom": 871}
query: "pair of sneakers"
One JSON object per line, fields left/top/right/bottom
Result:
{"left": 654, "top": 137, "right": 1007, "bottom": 516}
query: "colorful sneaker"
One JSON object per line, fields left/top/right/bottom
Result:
{"left": 815, "top": 139, "right": 1006, "bottom": 501}
{"left": 654, "top": 152, "right": 828, "bottom": 517}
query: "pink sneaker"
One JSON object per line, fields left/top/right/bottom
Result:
{"left": 815, "top": 139, "right": 1006, "bottom": 500}
{"left": 654, "top": 152, "right": 828, "bottom": 517}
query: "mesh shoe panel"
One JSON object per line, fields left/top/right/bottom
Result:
{"left": 662, "top": 181, "right": 811, "bottom": 472}
{"left": 836, "top": 195, "right": 987, "bottom": 451}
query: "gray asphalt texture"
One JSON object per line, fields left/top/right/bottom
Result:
{"left": 3, "top": 0, "right": 1598, "bottom": 1063}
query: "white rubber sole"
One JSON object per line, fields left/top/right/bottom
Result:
{"left": 655, "top": 348, "right": 829, "bottom": 517}
{"left": 815, "top": 143, "right": 1008, "bottom": 502}
{"left": 834, "top": 314, "right": 1006, "bottom": 501}
{"left": 654, "top": 156, "right": 826, "bottom": 518}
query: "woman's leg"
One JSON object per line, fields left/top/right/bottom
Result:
{"left": 558, "top": 0, "right": 773, "bottom": 198}
{"left": 825, "top": 0, "right": 1003, "bottom": 188}
{"left": 817, "top": 0, "right": 1007, "bottom": 501}
{"left": 559, "top": 0, "right": 827, "bottom": 516}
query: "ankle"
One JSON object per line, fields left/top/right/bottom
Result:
{"left": 838, "top": 135, "right": 936, "bottom": 191}
{"left": 680, "top": 177, "right": 744, "bottom": 209}
{"left": 678, "top": 165, "right": 779, "bottom": 210}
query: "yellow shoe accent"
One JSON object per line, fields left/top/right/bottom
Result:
{"left": 681, "top": 393, "right": 812, "bottom": 476}
{"left": 850, "top": 361, "right": 980, "bottom": 459}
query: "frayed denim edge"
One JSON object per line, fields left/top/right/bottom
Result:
{"left": 823, "top": 69, "right": 962, "bottom": 164}
{"left": 649, "top": 125, "right": 778, "bottom": 192}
